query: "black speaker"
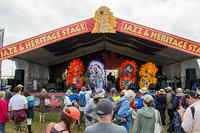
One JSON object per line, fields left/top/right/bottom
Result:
{"left": 186, "top": 68, "right": 197, "bottom": 83}
{"left": 14, "top": 69, "right": 25, "bottom": 81}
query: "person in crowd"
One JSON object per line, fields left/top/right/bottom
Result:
{"left": 172, "top": 88, "right": 184, "bottom": 112}
{"left": 85, "top": 93, "right": 104, "bottom": 127}
{"left": 165, "top": 86, "right": 174, "bottom": 124}
{"left": 120, "top": 89, "right": 127, "bottom": 97}
{"left": 95, "top": 87, "right": 106, "bottom": 97}
{"left": 23, "top": 90, "right": 35, "bottom": 133}
{"left": 84, "top": 99, "right": 127, "bottom": 133}
{"left": 106, "top": 87, "right": 117, "bottom": 102}
{"left": 44, "top": 106, "right": 80, "bottom": 133}
{"left": 5, "top": 85, "right": 12, "bottom": 106}
{"left": 116, "top": 90, "right": 135, "bottom": 133}
{"left": 39, "top": 88, "right": 50, "bottom": 123}
{"left": 66, "top": 89, "right": 79, "bottom": 107}
{"left": 63, "top": 90, "right": 72, "bottom": 110}
{"left": 167, "top": 91, "right": 190, "bottom": 133}
{"left": 9, "top": 87, "right": 28, "bottom": 133}
{"left": 196, "top": 87, "right": 200, "bottom": 95}
{"left": 156, "top": 89, "right": 167, "bottom": 126}
{"left": 132, "top": 95, "right": 163, "bottom": 133}
{"left": 181, "top": 91, "right": 200, "bottom": 133}
{"left": 17, "top": 84, "right": 24, "bottom": 92}
{"left": 77, "top": 87, "right": 90, "bottom": 130}
{"left": 0, "top": 91, "right": 9, "bottom": 133}
{"left": 137, "top": 87, "right": 157, "bottom": 109}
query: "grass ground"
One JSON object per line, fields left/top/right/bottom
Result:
{"left": 5, "top": 111, "right": 168, "bottom": 133}
{"left": 5, "top": 111, "right": 84, "bottom": 133}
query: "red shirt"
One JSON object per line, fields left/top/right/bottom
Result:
{"left": 0, "top": 99, "right": 9, "bottom": 123}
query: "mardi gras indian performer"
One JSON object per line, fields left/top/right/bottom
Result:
{"left": 67, "top": 59, "right": 84, "bottom": 90}
{"left": 120, "top": 60, "right": 137, "bottom": 90}
{"left": 88, "top": 60, "right": 106, "bottom": 90}
{"left": 139, "top": 62, "right": 158, "bottom": 89}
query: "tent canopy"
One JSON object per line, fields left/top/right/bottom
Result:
{"left": 11, "top": 31, "right": 195, "bottom": 66}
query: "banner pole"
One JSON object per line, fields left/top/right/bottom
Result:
{"left": 0, "top": 28, "right": 4, "bottom": 90}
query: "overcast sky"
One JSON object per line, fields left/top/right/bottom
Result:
{"left": 1, "top": 0, "right": 200, "bottom": 76}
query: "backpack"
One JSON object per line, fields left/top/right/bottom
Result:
{"left": 78, "top": 93, "right": 86, "bottom": 107}
{"left": 113, "top": 99, "right": 127, "bottom": 125}
{"left": 172, "top": 95, "right": 183, "bottom": 111}
{"left": 60, "top": 96, "right": 65, "bottom": 109}
{"left": 27, "top": 96, "right": 35, "bottom": 108}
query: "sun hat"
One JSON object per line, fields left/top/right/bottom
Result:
{"left": 158, "top": 89, "right": 166, "bottom": 94}
{"left": 17, "top": 84, "right": 23, "bottom": 88}
{"left": 93, "top": 93, "right": 104, "bottom": 99}
{"left": 5, "top": 85, "right": 12, "bottom": 88}
{"left": 143, "top": 94, "right": 154, "bottom": 103}
{"left": 96, "top": 99, "right": 113, "bottom": 115}
{"left": 139, "top": 87, "right": 148, "bottom": 94}
{"left": 176, "top": 88, "right": 183, "bottom": 93}
{"left": 63, "top": 107, "right": 80, "bottom": 124}
{"left": 165, "top": 86, "right": 172, "bottom": 91}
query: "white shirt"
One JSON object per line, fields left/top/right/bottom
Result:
{"left": 63, "top": 95, "right": 72, "bottom": 110}
{"left": 8, "top": 94, "right": 28, "bottom": 110}
{"left": 182, "top": 101, "right": 200, "bottom": 133}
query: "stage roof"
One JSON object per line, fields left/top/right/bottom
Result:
{"left": 1, "top": 6, "right": 199, "bottom": 66}
{"left": 11, "top": 31, "right": 196, "bottom": 66}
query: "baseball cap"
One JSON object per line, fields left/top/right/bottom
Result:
{"left": 188, "top": 91, "right": 199, "bottom": 99}
{"left": 63, "top": 107, "right": 80, "bottom": 124}
{"left": 81, "top": 87, "right": 86, "bottom": 91}
{"left": 96, "top": 99, "right": 113, "bottom": 115}
{"left": 143, "top": 95, "right": 154, "bottom": 103}
{"left": 121, "top": 90, "right": 127, "bottom": 95}
{"left": 139, "top": 87, "right": 148, "bottom": 93}
{"left": 66, "top": 89, "right": 72, "bottom": 95}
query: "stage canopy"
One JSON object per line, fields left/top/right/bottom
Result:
{"left": 0, "top": 6, "right": 199, "bottom": 67}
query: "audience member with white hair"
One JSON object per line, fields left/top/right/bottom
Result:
{"left": 116, "top": 90, "right": 136, "bottom": 133}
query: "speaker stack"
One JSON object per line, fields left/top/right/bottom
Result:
{"left": 185, "top": 68, "right": 197, "bottom": 89}
{"left": 14, "top": 69, "right": 25, "bottom": 91}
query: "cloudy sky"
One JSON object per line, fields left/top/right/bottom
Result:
{"left": 1, "top": 0, "right": 200, "bottom": 76}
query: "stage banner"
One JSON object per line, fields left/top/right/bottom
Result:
{"left": 116, "top": 18, "right": 200, "bottom": 57}
{"left": 0, "top": 19, "right": 94, "bottom": 61}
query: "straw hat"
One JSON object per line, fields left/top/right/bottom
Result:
{"left": 158, "top": 89, "right": 166, "bottom": 94}
{"left": 165, "top": 86, "right": 172, "bottom": 91}
{"left": 139, "top": 87, "right": 148, "bottom": 94}
{"left": 17, "top": 84, "right": 23, "bottom": 88}
{"left": 176, "top": 88, "right": 183, "bottom": 93}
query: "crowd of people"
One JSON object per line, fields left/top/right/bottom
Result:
{"left": 0, "top": 83, "right": 200, "bottom": 133}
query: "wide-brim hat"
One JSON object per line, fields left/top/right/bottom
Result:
{"left": 94, "top": 93, "right": 104, "bottom": 99}
{"left": 5, "top": 85, "right": 12, "bottom": 88}
{"left": 176, "top": 88, "right": 183, "bottom": 93}
{"left": 139, "top": 87, "right": 148, "bottom": 93}
{"left": 17, "top": 84, "right": 23, "bottom": 88}
{"left": 158, "top": 89, "right": 166, "bottom": 94}
{"left": 63, "top": 107, "right": 80, "bottom": 124}
{"left": 165, "top": 86, "right": 172, "bottom": 91}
